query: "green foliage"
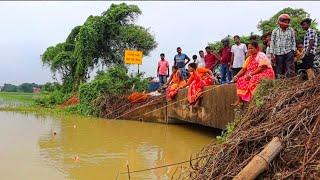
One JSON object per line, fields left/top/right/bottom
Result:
{"left": 42, "top": 3, "right": 157, "bottom": 92}
{"left": 40, "top": 82, "right": 61, "bottom": 93}
{"left": 34, "top": 90, "right": 70, "bottom": 107}
{"left": 2, "top": 83, "right": 18, "bottom": 92}
{"left": 216, "top": 121, "right": 236, "bottom": 143}
{"left": 253, "top": 79, "right": 276, "bottom": 107}
{"left": 78, "top": 66, "right": 148, "bottom": 115}
{"left": 2, "top": 83, "right": 40, "bottom": 93}
{"left": 257, "top": 7, "right": 319, "bottom": 42}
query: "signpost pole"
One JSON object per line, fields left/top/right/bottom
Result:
{"left": 138, "top": 64, "right": 140, "bottom": 74}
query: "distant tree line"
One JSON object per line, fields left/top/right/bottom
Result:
{"left": 1, "top": 82, "right": 61, "bottom": 93}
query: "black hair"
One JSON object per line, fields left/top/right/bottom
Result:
{"left": 205, "top": 46, "right": 211, "bottom": 50}
{"left": 261, "top": 31, "right": 272, "bottom": 40}
{"left": 249, "top": 35, "right": 258, "bottom": 41}
{"left": 188, "top": 62, "right": 198, "bottom": 69}
{"left": 177, "top": 47, "right": 181, "bottom": 50}
{"left": 160, "top": 53, "right": 165, "bottom": 56}
{"left": 172, "top": 65, "right": 178, "bottom": 69}
{"left": 300, "top": 18, "right": 312, "bottom": 26}
{"left": 296, "top": 41, "right": 304, "bottom": 45}
{"left": 192, "top": 55, "right": 197, "bottom": 59}
{"left": 234, "top": 35, "right": 240, "bottom": 39}
{"left": 248, "top": 41, "right": 259, "bottom": 49}
{"left": 199, "top": 50, "right": 204, "bottom": 53}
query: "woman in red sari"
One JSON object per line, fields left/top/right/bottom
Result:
{"left": 166, "top": 66, "right": 186, "bottom": 101}
{"left": 232, "top": 41, "right": 275, "bottom": 105}
{"left": 183, "top": 63, "right": 214, "bottom": 106}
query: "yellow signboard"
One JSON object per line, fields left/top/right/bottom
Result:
{"left": 124, "top": 50, "right": 143, "bottom": 65}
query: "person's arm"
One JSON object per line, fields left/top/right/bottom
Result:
{"left": 185, "top": 55, "right": 191, "bottom": 65}
{"left": 230, "top": 46, "right": 235, "bottom": 69}
{"left": 167, "top": 62, "right": 170, "bottom": 77}
{"left": 157, "top": 63, "right": 160, "bottom": 77}
{"left": 232, "top": 68, "right": 246, "bottom": 82}
{"left": 166, "top": 73, "right": 174, "bottom": 86}
{"left": 291, "top": 28, "right": 296, "bottom": 52}
{"left": 210, "top": 52, "right": 221, "bottom": 70}
{"left": 270, "top": 30, "right": 276, "bottom": 58}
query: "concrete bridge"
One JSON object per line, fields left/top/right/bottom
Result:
{"left": 121, "top": 84, "right": 237, "bottom": 129}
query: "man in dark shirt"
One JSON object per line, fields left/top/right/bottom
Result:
{"left": 174, "top": 47, "right": 190, "bottom": 80}
{"left": 219, "top": 38, "right": 232, "bottom": 84}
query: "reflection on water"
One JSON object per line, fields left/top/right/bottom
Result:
{"left": 0, "top": 111, "right": 215, "bottom": 180}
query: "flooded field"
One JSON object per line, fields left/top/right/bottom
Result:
{"left": 0, "top": 111, "right": 215, "bottom": 179}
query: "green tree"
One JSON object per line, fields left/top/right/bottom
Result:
{"left": 42, "top": 3, "right": 157, "bottom": 92}
{"left": 1, "top": 84, "right": 18, "bottom": 92}
{"left": 18, "top": 83, "right": 39, "bottom": 93}
{"left": 257, "top": 7, "right": 318, "bottom": 41}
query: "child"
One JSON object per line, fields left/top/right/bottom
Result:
{"left": 295, "top": 42, "right": 305, "bottom": 73}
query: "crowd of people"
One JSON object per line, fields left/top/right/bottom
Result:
{"left": 156, "top": 14, "right": 318, "bottom": 107}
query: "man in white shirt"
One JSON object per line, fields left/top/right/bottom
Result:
{"left": 230, "top": 35, "right": 247, "bottom": 76}
{"left": 195, "top": 50, "right": 206, "bottom": 68}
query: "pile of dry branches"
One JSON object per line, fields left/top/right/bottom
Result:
{"left": 95, "top": 92, "right": 164, "bottom": 119}
{"left": 178, "top": 76, "right": 320, "bottom": 179}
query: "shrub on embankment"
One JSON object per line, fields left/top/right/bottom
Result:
{"left": 175, "top": 77, "right": 320, "bottom": 179}
{"left": 34, "top": 66, "right": 148, "bottom": 117}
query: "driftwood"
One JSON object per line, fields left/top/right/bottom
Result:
{"left": 233, "top": 137, "right": 283, "bottom": 180}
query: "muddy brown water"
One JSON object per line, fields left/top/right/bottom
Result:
{"left": 0, "top": 111, "right": 215, "bottom": 180}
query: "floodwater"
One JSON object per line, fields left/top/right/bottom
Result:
{"left": 0, "top": 111, "right": 215, "bottom": 180}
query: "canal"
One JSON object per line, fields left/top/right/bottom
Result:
{"left": 0, "top": 111, "right": 215, "bottom": 179}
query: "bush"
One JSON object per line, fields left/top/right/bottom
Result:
{"left": 35, "top": 90, "right": 70, "bottom": 107}
{"left": 78, "top": 66, "right": 148, "bottom": 115}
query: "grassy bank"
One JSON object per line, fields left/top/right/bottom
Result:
{"left": 0, "top": 92, "right": 79, "bottom": 117}
{"left": 0, "top": 92, "right": 36, "bottom": 103}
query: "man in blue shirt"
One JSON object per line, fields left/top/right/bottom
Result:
{"left": 174, "top": 47, "right": 190, "bottom": 80}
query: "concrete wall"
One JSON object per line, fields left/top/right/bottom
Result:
{"left": 121, "top": 84, "right": 237, "bottom": 129}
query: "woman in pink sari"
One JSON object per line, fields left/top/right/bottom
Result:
{"left": 232, "top": 41, "right": 275, "bottom": 106}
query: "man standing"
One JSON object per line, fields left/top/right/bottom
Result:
{"left": 196, "top": 50, "right": 206, "bottom": 68}
{"left": 270, "top": 14, "right": 296, "bottom": 78}
{"left": 174, "top": 47, "right": 190, "bottom": 80}
{"left": 231, "top": 35, "right": 247, "bottom": 76}
{"left": 157, "top": 53, "right": 169, "bottom": 86}
{"left": 219, "top": 38, "right": 232, "bottom": 84}
{"left": 204, "top": 46, "right": 220, "bottom": 72}
{"left": 301, "top": 18, "right": 318, "bottom": 80}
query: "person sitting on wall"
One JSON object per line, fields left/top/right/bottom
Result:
{"left": 166, "top": 65, "right": 186, "bottom": 101}
{"left": 232, "top": 41, "right": 275, "bottom": 106}
{"left": 182, "top": 62, "right": 215, "bottom": 107}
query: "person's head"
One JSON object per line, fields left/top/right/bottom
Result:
{"left": 249, "top": 35, "right": 258, "bottom": 42}
{"left": 192, "top": 55, "right": 197, "bottom": 60}
{"left": 277, "top": 14, "right": 291, "bottom": 29}
{"left": 221, "top": 38, "right": 230, "bottom": 47}
{"left": 188, "top": 62, "right": 198, "bottom": 72}
{"left": 296, "top": 41, "right": 304, "bottom": 51}
{"left": 205, "top": 46, "right": 212, "bottom": 54}
{"left": 172, "top": 65, "right": 179, "bottom": 73}
{"left": 247, "top": 41, "right": 260, "bottom": 55}
{"left": 199, "top": 50, "right": 204, "bottom": 57}
{"left": 300, "top": 18, "right": 312, "bottom": 31}
{"left": 261, "top": 32, "right": 272, "bottom": 46}
{"left": 234, "top": 35, "right": 241, "bottom": 44}
{"left": 160, "top": 53, "right": 165, "bottom": 60}
{"left": 177, "top": 47, "right": 182, "bottom": 54}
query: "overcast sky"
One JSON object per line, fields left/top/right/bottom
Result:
{"left": 0, "top": 1, "right": 320, "bottom": 85}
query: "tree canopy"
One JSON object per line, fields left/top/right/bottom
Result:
{"left": 42, "top": 3, "right": 157, "bottom": 92}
